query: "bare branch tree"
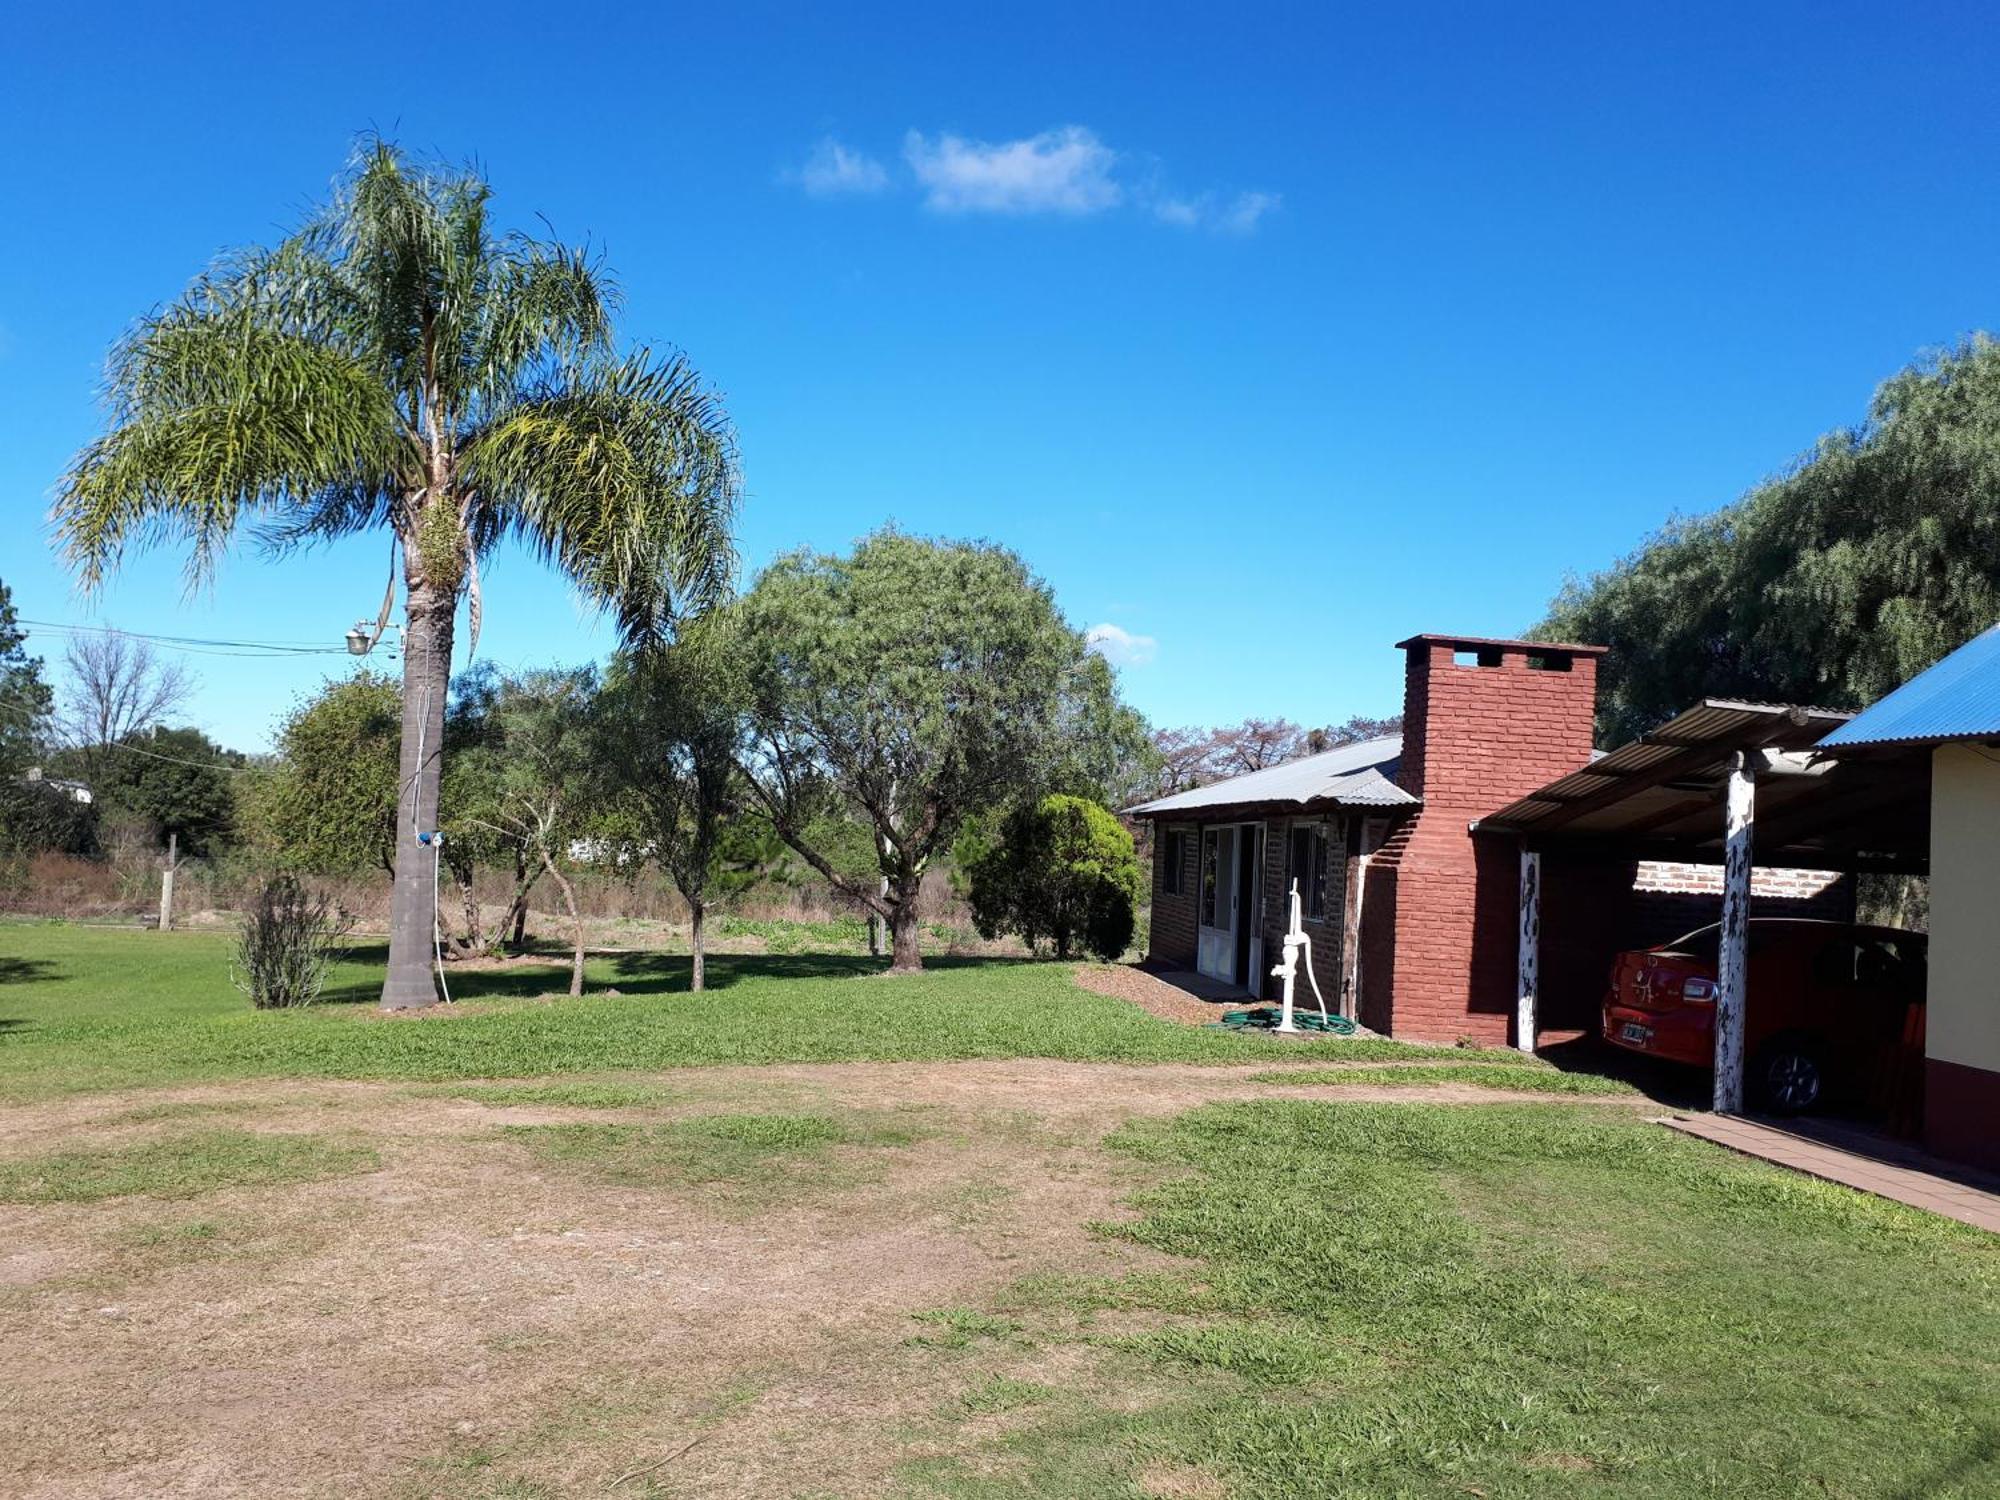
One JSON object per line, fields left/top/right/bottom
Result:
{"left": 1147, "top": 713, "right": 1403, "bottom": 795}
{"left": 57, "top": 633, "right": 194, "bottom": 782}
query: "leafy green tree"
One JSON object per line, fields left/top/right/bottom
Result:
{"left": 54, "top": 141, "right": 738, "bottom": 1009}
{"left": 1539, "top": 335, "right": 2000, "bottom": 745}
{"left": 87, "top": 726, "right": 244, "bottom": 857}
{"left": 736, "top": 530, "right": 1135, "bottom": 971}
{"left": 0, "top": 580, "right": 60, "bottom": 853}
{"left": 452, "top": 668, "right": 599, "bottom": 995}
{"left": 434, "top": 664, "right": 536, "bottom": 956}
{"left": 595, "top": 626, "right": 743, "bottom": 992}
{"left": 1048, "top": 653, "right": 1161, "bottom": 808}
{"left": 249, "top": 673, "right": 401, "bottom": 878}
{"left": 965, "top": 795, "right": 1143, "bottom": 961}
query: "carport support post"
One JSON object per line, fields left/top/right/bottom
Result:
{"left": 1713, "top": 752, "right": 1755, "bottom": 1114}
{"left": 1516, "top": 847, "right": 1539, "bottom": 1054}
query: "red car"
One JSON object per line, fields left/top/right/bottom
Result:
{"left": 1602, "top": 918, "right": 1927, "bottom": 1113}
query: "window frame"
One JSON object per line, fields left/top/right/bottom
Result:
{"left": 1199, "top": 828, "right": 1220, "bottom": 928}
{"left": 1161, "top": 828, "right": 1189, "bottom": 898}
{"left": 1287, "top": 819, "right": 1331, "bottom": 924}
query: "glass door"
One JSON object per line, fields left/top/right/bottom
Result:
{"left": 1197, "top": 825, "right": 1239, "bottom": 981}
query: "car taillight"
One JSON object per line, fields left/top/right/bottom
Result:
{"left": 1680, "top": 977, "right": 1715, "bottom": 1001}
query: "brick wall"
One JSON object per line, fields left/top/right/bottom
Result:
{"left": 1361, "top": 636, "right": 1604, "bottom": 1043}
{"left": 1148, "top": 823, "right": 1198, "bottom": 967}
{"left": 1261, "top": 816, "right": 1347, "bottom": 1010}
{"left": 1143, "top": 814, "right": 1351, "bottom": 1003}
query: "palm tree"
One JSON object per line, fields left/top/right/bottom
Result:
{"left": 55, "top": 141, "right": 740, "bottom": 1008}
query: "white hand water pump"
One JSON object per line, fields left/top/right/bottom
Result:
{"left": 1269, "top": 878, "right": 1330, "bottom": 1034}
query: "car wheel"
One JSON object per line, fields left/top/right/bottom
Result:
{"left": 1755, "top": 1043, "right": 1824, "bottom": 1115}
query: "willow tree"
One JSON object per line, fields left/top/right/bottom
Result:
{"left": 54, "top": 142, "right": 739, "bottom": 1008}
{"left": 1538, "top": 335, "right": 2000, "bottom": 746}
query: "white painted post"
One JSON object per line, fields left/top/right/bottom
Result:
{"left": 1516, "top": 848, "right": 1540, "bottom": 1054}
{"left": 157, "top": 832, "right": 178, "bottom": 933}
{"left": 1713, "top": 753, "right": 1756, "bottom": 1114}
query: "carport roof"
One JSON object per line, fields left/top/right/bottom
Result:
{"left": 1473, "top": 699, "right": 1931, "bottom": 871}
{"left": 1818, "top": 622, "right": 2000, "bottom": 750}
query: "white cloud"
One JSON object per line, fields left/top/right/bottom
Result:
{"left": 793, "top": 137, "right": 889, "bottom": 197}
{"left": 791, "top": 126, "right": 1278, "bottom": 234}
{"left": 1216, "top": 190, "right": 1281, "bottom": 235}
{"left": 1086, "top": 623, "right": 1158, "bottom": 668}
{"left": 903, "top": 126, "right": 1122, "bottom": 215}
{"left": 1149, "top": 188, "right": 1281, "bottom": 235}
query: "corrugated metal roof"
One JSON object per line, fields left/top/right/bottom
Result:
{"left": 1817, "top": 623, "right": 2000, "bottom": 750}
{"left": 1126, "top": 735, "right": 1418, "bottom": 817}
{"left": 1474, "top": 700, "right": 1854, "bottom": 840}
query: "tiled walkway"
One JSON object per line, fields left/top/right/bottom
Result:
{"left": 1663, "top": 1113, "right": 2000, "bottom": 1234}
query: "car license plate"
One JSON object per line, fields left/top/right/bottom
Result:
{"left": 1620, "top": 1022, "right": 1652, "bottom": 1045}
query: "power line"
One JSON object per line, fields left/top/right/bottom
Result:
{"left": 0, "top": 691, "right": 269, "bottom": 776}
{"left": 19, "top": 618, "right": 356, "bottom": 658}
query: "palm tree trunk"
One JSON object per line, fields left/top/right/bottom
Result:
{"left": 380, "top": 584, "right": 454, "bottom": 1009}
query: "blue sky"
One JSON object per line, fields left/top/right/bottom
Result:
{"left": 3, "top": 1, "right": 1996, "bottom": 751}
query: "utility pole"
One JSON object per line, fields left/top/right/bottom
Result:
{"left": 158, "top": 832, "right": 179, "bottom": 933}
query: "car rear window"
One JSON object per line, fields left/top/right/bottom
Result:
{"left": 1656, "top": 922, "right": 1788, "bottom": 965}
{"left": 1658, "top": 925, "right": 1721, "bottom": 963}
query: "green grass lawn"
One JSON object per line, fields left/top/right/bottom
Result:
{"left": 4, "top": 919, "right": 1995, "bottom": 1498}
{"left": 0, "top": 922, "right": 1497, "bottom": 1100}
{"left": 912, "top": 1100, "right": 2000, "bottom": 1499}
{"left": 0, "top": 1126, "right": 377, "bottom": 1203}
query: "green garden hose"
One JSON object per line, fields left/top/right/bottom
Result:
{"left": 1213, "top": 1008, "right": 1357, "bottom": 1036}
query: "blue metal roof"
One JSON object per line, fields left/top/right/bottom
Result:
{"left": 1818, "top": 623, "right": 2000, "bottom": 750}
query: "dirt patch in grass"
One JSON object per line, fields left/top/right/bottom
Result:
{"left": 1073, "top": 963, "right": 1234, "bottom": 1026}
{"left": 1137, "top": 1461, "right": 1230, "bottom": 1499}
{"left": 0, "top": 1062, "right": 1661, "bottom": 1498}
{"left": 0, "top": 1064, "right": 1181, "bottom": 1497}
{"left": 419, "top": 1079, "right": 680, "bottom": 1109}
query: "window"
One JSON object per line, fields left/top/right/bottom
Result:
{"left": 1162, "top": 829, "right": 1188, "bottom": 897}
{"left": 1287, "top": 821, "right": 1330, "bottom": 922}
{"left": 1199, "top": 829, "right": 1220, "bottom": 927}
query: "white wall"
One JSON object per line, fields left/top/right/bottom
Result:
{"left": 1928, "top": 744, "right": 2000, "bottom": 1074}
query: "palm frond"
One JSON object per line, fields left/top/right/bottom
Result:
{"left": 469, "top": 237, "right": 617, "bottom": 415}
{"left": 466, "top": 349, "right": 740, "bottom": 642}
{"left": 57, "top": 302, "right": 407, "bottom": 588}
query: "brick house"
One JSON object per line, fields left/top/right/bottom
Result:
{"left": 1128, "top": 633, "right": 1848, "bottom": 1043}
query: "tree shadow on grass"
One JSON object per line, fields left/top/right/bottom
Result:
{"left": 1539, "top": 1034, "right": 1708, "bottom": 1110}
{"left": 607, "top": 951, "right": 881, "bottom": 993}
{"left": 0, "top": 957, "right": 60, "bottom": 986}
{"left": 910, "top": 954, "right": 1041, "bottom": 973}
{"left": 317, "top": 948, "right": 1046, "bottom": 1005}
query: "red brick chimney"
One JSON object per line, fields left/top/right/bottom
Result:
{"left": 1359, "top": 635, "right": 1604, "bottom": 1042}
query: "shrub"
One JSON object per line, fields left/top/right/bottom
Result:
{"left": 965, "top": 795, "right": 1143, "bottom": 961}
{"left": 232, "top": 875, "right": 352, "bottom": 1009}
